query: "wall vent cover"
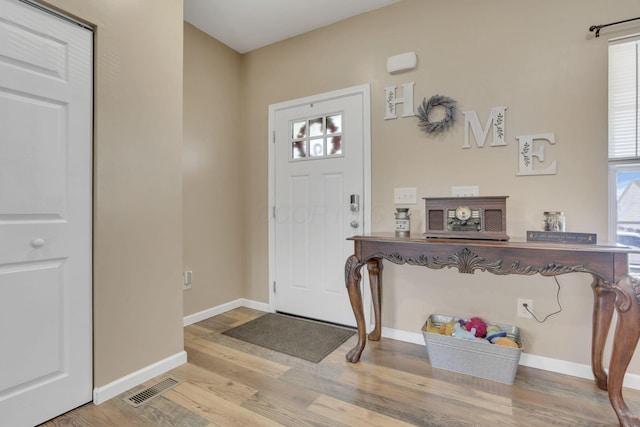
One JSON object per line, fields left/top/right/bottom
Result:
{"left": 124, "top": 376, "right": 181, "bottom": 407}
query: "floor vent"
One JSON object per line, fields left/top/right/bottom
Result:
{"left": 124, "top": 377, "right": 181, "bottom": 407}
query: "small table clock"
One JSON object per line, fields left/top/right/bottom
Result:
{"left": 424, "top": 196, "right": 509, "bottom": 240}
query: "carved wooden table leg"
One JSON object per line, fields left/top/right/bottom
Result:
{"left": 609, "top": 276, "right": 640, "bottom": 427}
{"left": 367, "top": 258, "right": 382, "bottom": 341}
{"left": 345, "top": 255, "right": 366, "bottom": 363}
{"left": 592, "top": 276, "right": 616, "bottom": 390}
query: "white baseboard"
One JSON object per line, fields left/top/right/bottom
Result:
{"left": 93, "top": 351, "right": 187, "bottom": 405}
{"left": 381, "top": 326, "right": 425, "bottom": 345}
{"left": 381, "top": 326, "right": 640, "bottom": 391}
{"left": 92, "top": 298, "right": 270, "bottom": 405}
{"left": 183, "top": 298, "right": 271, "bottom": 326}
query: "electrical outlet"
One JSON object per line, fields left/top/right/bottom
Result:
{"left": 394, "top": 187, "right": 417, "bottom": 204}
{"left": 517, "top": 298, "right": 533, "bottom": 318}
{"left": 183, "top": 270, "right": 192, "bottom": 291}
{"left": 451, "top": 186, "right": 479, "bottom": 197}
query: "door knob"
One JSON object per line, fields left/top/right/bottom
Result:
{"left": 31, "top": 238, "right": 45, "bottom": 248}
{"left": 350, "top": 220, "right": 359, "bottom": 228}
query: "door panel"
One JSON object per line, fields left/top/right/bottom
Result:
{"left": 273, "top": 89, "right": 369, "bottom": 327}
{"left": 0, "top": 89, "right": 67, "bottom": 218}
{"left": 1, "top": 260, "right": 65, "bottom": 392}
{"left": 0, "top": 1, "right": 93, "bottom": 425}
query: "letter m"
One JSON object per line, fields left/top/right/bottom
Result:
{"left": 462, "top": 107, "right": 507, "bottom": 148}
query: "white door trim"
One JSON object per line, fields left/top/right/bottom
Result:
{"left": 267, "top": 84, "right": 371, "bottom": 327}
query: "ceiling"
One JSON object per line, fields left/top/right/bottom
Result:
{"left": 183, "top": 0, "right": 400, "bottom": 54}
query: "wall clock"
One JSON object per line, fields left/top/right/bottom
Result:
{"left": 424, "top": 196, "right": 509, "bottom": 241}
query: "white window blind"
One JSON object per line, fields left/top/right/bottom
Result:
{"left": 609, "top": 38, "right": 640, "bottom": 159}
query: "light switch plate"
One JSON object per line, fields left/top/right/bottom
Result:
{"left": 452, "top": 186, "right": 479, "bottom": 197}
{"left": 394, "top": 187, "right": 417, "bottom": 204}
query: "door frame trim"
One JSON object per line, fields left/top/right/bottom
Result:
{"left": 267, "top": 84, "right": 372, "bottom": 328}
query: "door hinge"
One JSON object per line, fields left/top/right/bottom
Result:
{"left": 273, "top": 281, "right": 276, "bottom": 293}
{"left": 272, "top": 206, "right": 276, "bottom": 219}
{"left": 272, "top": 130, "right": 276, "bottom": 144}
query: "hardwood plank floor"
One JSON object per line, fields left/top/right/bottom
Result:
{"left": 41, "top": 307, "right": 640, "bottom": 426}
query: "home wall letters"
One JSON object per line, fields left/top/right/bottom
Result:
{"left": 384, "top": 82, "right": 415, "bottom": 119}
{"left": 516, "top": 133, "right": 557, "bottom": 176}
{"left": 462, "top": 107, "right": 507, "bottom": 148}
{"left": 384, "top": 83, "right": 557, "bottom": 176}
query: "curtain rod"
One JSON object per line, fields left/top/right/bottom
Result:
{"left": 589, "top": 16, "right": 640, "bottom": 38}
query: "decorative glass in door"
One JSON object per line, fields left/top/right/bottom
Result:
{"left": 291, "top": 113, "right": 343, "bottom": 160}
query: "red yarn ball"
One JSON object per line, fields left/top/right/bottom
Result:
{"left": 465, "top": 317, "right": 487, "bottom": 338}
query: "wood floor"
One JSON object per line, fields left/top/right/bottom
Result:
{"left": 42, "top": 307, "right": 640, "bottom": 426}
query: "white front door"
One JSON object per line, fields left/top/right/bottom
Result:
{"left": 0, "top": 1, "right": 93, "bottom": 425}
{"left": 269, "top": 85, "right": 371, "bottom": 327}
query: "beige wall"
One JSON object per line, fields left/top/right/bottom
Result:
{"left": 44, "top": 0, "right": 185, "bottom": 387}
{"left": 241, "top": 0, "right": 640, "bottom": 372}
{"left": 37, "top": 0, "right": 640, "bottom": 391}
{"left": 183, "top": 23, "right": 244, "bottom": 316}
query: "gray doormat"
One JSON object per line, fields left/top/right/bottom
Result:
{"left": 222, "top": 313, "right": 354, "bottom": 363}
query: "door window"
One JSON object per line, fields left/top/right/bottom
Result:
{"left": 291, "top": 113, "right": 343, "bottom": 160}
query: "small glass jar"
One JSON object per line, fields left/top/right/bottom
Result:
{"left": 395, "top": 208, "right": 411, "bottom": 237}
{"left": 543, "top": 211, "right": 565, "bottom": 232}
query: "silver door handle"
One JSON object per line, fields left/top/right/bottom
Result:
{"left": 350, "top": 194, "right": 359, "bottom": 212}
{"left": 31, "top": 238, "right": 45, "bottom": 248}
{"left": 350, "top": 220, "right": 359, "bottom": 228}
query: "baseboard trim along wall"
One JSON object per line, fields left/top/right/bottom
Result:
{"left": 94, "top": 300, "right": 268, "bottom": 405}
{"left": 93, "top": 351, "right": 187, "bottom": 405}
{"left": 183, "top": 298, "right": 270, "bottom": 326}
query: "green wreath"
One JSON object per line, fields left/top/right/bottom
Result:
{"left": 417, "top": 95, "right": 457, "bottom": 134}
